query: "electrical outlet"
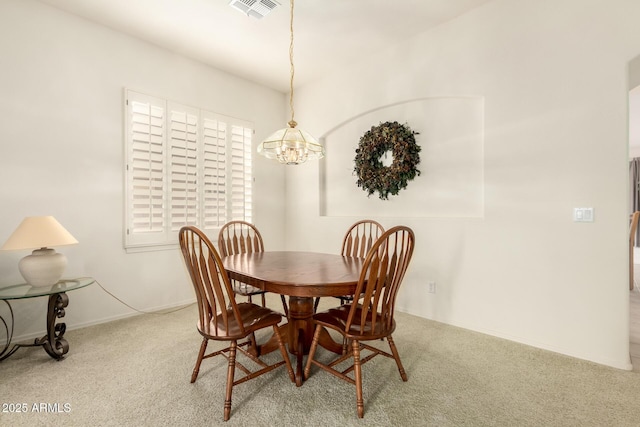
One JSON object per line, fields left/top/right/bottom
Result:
{"left": 428, "top": 281, "right": 436, "bottom": 294}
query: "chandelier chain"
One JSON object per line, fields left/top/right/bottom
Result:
{"left": 289, "top": 0, "right": 295, "bottom": 125}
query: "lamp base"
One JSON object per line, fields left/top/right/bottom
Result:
{"left": 18, "top": 248, "right": 67, "bottom": 287}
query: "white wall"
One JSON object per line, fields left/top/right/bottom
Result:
{"left": 286, "top": 0, "right": 639, "bottom": 369}
{"left": 630, "top": 86, "right": 640, "bottom": 158}
{"left": 629, "top": 56, "right": 640, "bottom": 158}
{"left": 0, "top": 0, "right": 287, "bottom": 339}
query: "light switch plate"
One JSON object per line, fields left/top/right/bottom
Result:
{"left": 574, "top": 207, "right": 594, "bottom": 222}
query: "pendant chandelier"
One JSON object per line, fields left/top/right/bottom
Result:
{"left": 257, "top": 0, "right": 324, "bottom": 165}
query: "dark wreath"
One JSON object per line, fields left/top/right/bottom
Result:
{"left": 354, "top": 121, "right": 421, "bottom": 200}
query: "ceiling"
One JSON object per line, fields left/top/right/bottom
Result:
{"left": 38, "top": 0, "right": 492, "bottom": 93}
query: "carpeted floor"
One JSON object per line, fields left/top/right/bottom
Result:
{"left": 2, "top": 294, "right": 640, "bottom": 426}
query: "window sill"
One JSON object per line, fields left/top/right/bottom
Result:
{"left": 125, "top": 243, "right": 179, "bottom": 254}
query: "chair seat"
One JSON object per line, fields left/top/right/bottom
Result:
{"left": 336, "top": 294, "right": 356, "bottom": 302}
{"left": 232, "top": 281, "right": 266, "bottom": 296}
{"left": 199, "top": 302, "right": 283, "bottom": 339}
{"left": 314, "top": 304, "right": 395, "bottom": 340}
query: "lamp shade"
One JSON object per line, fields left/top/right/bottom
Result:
{"left": 2, "top": 216, "right": 78, "bottom": 287}
{"left": 1, "top": 216, "right": 78, "bottom": 251}
{"left": 258, "top": 121, "right": 325, "bottom": 165}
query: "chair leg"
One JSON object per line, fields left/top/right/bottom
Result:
{"left": 342, "top": 337, "right": 351, "bottom": 355}
{"left": 224, "top": 341, "right": 237, "bottom": 421}
{"left": 387, "top": 335, "right": 407, "bottom": 382}
{"left": 280, "top": 295, "right": 289, "bottom": 317}
{"left": 313, "top": 297, "right": 320, "bottom": 313}
{"left": 261, "top": 293, "right": 266, "bottom": 307}
{"left": 247, "top": 332, "right": 258, "bottom": 355}
{"left": 303, "top": 325, "right": 322, "bottom": 379}
{"left": 191, "top": 338, "right": 208, "bottom": 383}
{"left": 352, "top": 340, "right": 364, "bottom": 418}
{"left": 273, "top": 324, "right": 295, "bottom": 382}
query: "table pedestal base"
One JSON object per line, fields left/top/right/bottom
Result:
{"left": 256, "top": 296, "right": 343, "bottom": 386}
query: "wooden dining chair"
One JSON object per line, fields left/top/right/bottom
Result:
{"left": 218, "top": 221, "right": 267, "bottom": 306}
{"left": 218, "top": 220, "right": 289, "bottom": 316}
{"left": 304, "top": 225, "right": 415, "bottom": 418}
{"left": 179, "top": 226, "right": 294, "bottom": 421}
{"left": 314, "top": 220, "right": 385, "bottom": 312}
{"left": 631, "top": 211, "right": 640, "bottom": 290}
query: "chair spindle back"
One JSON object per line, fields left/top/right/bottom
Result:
{"left": 341, "top": 220, "right": 385, "bottom": 258}
{"left": 218, "top": 221, "right": 265, "bottom": 257}
{"left": 346, "top": 225, "right": 415, "bottom": 335}
{"left": 179, "top": 226, "right": 244, "bottom": 337}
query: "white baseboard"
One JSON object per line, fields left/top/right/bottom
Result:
{"left": 10, "top": 297, "right": 196, "bottom": 344}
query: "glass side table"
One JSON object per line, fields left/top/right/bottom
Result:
{"left": 0, "top": 277, "right": 95, "bottom": 361}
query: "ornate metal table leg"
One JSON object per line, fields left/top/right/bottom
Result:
{"left": 0, "top": 300, "right": 18, "bottom": 361}
{"left": 40, "top": 292, "right": 69, "bottom": 360}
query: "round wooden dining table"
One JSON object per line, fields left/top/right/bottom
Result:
{"left": 222, "top": 251, "right": 364, "bottom": 386}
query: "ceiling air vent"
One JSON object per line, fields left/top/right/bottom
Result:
{"left": 229, "top": 0, "right": 281, "bottom": 19}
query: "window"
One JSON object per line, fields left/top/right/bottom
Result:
{"left": 124, "top": 89, "right": 253, "bottom": 250}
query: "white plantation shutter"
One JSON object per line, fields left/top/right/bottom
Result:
{"left": 124, "top": 89, "right": 253, "bottom": 250}
{"left": 202, "top": 114, "right": 227, "bottom": 230}
{"left": 230, "top": 125, "right": 253, "bottom": 221}
{"left": 169, "top": 104, "right": 199, "bottom": 233}
{"left": 126, "top": 93, "right": 167, "bottom": 246}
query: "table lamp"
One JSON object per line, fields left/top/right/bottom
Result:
{"left": 1, "top": 216, "right": 78, "bottom": 287}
